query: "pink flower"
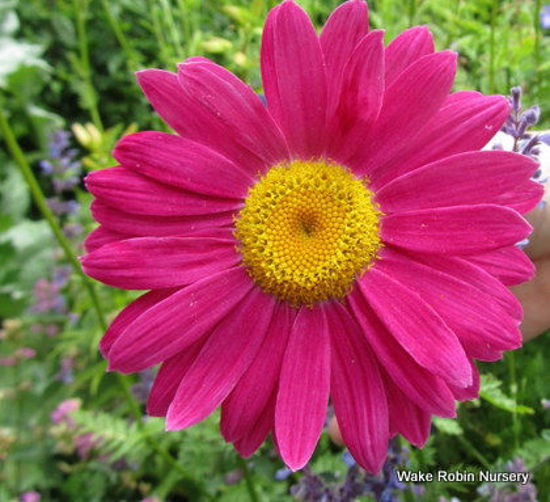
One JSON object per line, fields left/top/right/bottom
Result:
{"left": 81, "top": 0, "right": 541, "bottom": 472}
{"left": 20, "top": 491, "right": 41, "bottom": 502}
{"left": 51, "top": 398, "right": 81, "bottom": 426}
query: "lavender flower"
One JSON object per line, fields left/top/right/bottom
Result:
{"left": 40, "top": 130, "right": 82, "bottom": 219}
{"left": 289, "top": 441, "right": 415, "bottom": 501}
{"left": 478, "top": 457, "right": 537, "bottom": 501}
{"left": 500, "top": 87, "right": 547, "bottom": 185}
{"left": 541, "top": 5, "right": 550, "bottom": 30}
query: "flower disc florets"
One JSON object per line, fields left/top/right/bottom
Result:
{"left": 235, "top": 160, "right": 382, "bottom": 305}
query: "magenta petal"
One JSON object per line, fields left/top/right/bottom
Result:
{"left": 261, "top": 1, "right": 328, "bottom": 158}
{"left": 327, "top": 30, "right": 385, "bottom": 163}
{"left": 414, "top": 253, "right": 523, "bottom": 322}
{"left": 448, "top": 360, "right": 480, "bottom": 401}
{"left": 147, "top": 339, "right": 205, "bottom": 417}
{"left": 376, "top": 151, "right": 539, "bottom": 213}
{"left": 90, "top": 200, "right": 234, "bottom": 238}
{"left": 165, "top": 287, "right": 275, "bottom": 430}
{"left": 233, "top": 393, "right": 275, "bottom": 458}
{"left": 136, "top": 69, "right": 189, "bottom": 134}
{"left": 384, "top": 374, "right": 431, "bottom": 448}
{"left": 358, "top": 267, "right": 472, "bottom": 388}
{"left": 381, "top": 205, "right": 532, "bottom": 254}
{"left": 86, "top": 167, "right": 241, "bottom": 216}
{"left": 81, "top": 236, "right": 239, "bottom": 290}
{"left": 84, "top": 226, "right": 129, "bottom": 253}
{"left": 493, "top": 180, "right": 545, "bottom": 215}
{"left": 107, "top": 267, "right": 254, "bottom": 373}
{"left": 348, "top": 291, "right": 457, "bottom": 417}
{"left": 114, "top": 132, "right": 253, "bottom": 198}
{"left": 384, "top": 26, "right": 434, "bottom": 85}
{"left": 320, "top": 0, "right": 368, "bottom": 110}
{"left": 275, "top": 306, "right": 331, "bottom": 471}
{"left": 99, "top": 288, "right": 178, "bottom": 358}
{"left": 376, "top": 248, "right": 521, "bottom": 361}
{"left": 467, "top": 247, "right": 535, "bottom": 286}
{"left": 353, "top": 51, "right": 457, "bottom": 174}
{"left": 369, "top": 93, "right": 509, "bottom": 188}
{"left": 176, "top": 60, "right": 290, "bottom": 173}
{"left": 221, "top": 303, "right": 294, "bottom": 443}
{"left": 327, "top": 303, "right": 389, "bottom": 474}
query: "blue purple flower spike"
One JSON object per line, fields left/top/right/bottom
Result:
{"left": 287, "top": 441, "right": 420, "bottom": 501}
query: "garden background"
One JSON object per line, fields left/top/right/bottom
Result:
{"left": 0, "top": 0, "right": 549, "bottom": 500}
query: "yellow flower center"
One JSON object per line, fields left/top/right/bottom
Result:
{"left": 235, "top": 160, "right": 382, "bottom": 306}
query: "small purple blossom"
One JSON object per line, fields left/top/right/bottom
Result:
{"left": 20, "top": 491, "right": 41, "bottom": 502}
{"left": 132, "top": 368, "right": 155, "bottom": 403}
{"left": 40, "top": 130, "right": 82, "bottom": 218}
{"left": 541, "top": 5, "right": 550, "bottom": 30}
{"left": 289, "top": 441, "right": 414, "bottom": 501}
{"left": 51, "top": 398, "right": 81, "bottom": 426}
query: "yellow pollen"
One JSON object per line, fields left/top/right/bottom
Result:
{"left": 235, "top": 160, "right": 383, "bottom": 306}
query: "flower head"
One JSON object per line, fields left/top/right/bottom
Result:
{"left": 81, "top": 0, "right": 541, "bottom": 472}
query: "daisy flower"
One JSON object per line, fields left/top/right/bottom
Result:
{"left": 81, "top": 0, "right": 542, "bottom": 472}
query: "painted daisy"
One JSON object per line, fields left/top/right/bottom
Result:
{"left": 81, "top": 0, "right": 543, "bottom": 472}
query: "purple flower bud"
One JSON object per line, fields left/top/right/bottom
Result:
{"left": 521, "top": 106, "right": 540, "bottom": 126}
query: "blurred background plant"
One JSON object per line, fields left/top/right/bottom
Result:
{"left": 0, "top": 0, "right": 548, "bottom": 500}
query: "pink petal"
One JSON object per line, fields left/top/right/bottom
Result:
{"left": 358, "top": 266, "right": 472, "bottom": 387}
{"left": 81, "top": 235, "right": 239, "bottom": 290}
{"left": 448, "top": 360, "right": 480, "bottom": 401}
{"left": 384, "top": 373, "right": 431, "bottom": 448}
{"left": 320, "top": 0, "right": 368, "bottom": 110}
{"left": 376, "top": 248, "right": 521, "bottom": 362}
{"left": 107, "top": 267, "right": 254, "bottom": 373}
{"left": 135, "top": 70, "right": 189, "bottom": 134}
{"left": 384, "top": 26, "right": 434, "bottom": 85}
{"left": 99, "top": 288, "right": 178, "bottom": 358}
{"left": 493, "top": 180, "right": 544, "bottom": 214}
{"left": 275, "top": 306, "right": 331, "bottom": 471}
{"left": 147, "top": 339, "right": 205, "bottom": 417}
{"left": 221, "top": 303, "right": 294, "bottom": 443}
{"left": 352, "top": 51, "right": 457, "bottom": 174}
{"left": 165, "top": 287, "right": 275, "bottom": 430}
{"left": 327, "top": 30, "right": 385, "bottom": 162}
{"left": 368, "top": 93, "right": 509, "bottom": 188}
{"left": 86, "top": 167, "right": 241, "bottom": 216}
{"left": 467, "top": 247, "right": 535, "bottom": 286}
{"left": 376, "top": 151, "right": 539, "bottom": 213}
{"left": 84, "top": 226, "right": 129, "bottom": 253}
{"left": 114, "top": 131, "right": 253, "bottom": 198}
{"left": 381, "top": 205, "right": 532, "bottom": 254}
{"left": 90, "top": 200, "right": 234, "bottom": 237}
{"left": 348, "top": 290, "right": 457, "bottom": 417}
{"left": 326, "top": 303, "right": 388, "bottom": 473}
{"left": 176, "top": 59, "right": 290, "bottom": 173}
{"left": 415, "top": 253, "right": 523, "bottom": 321}
{"left": 233, "top": 393, "right": 276, "bottom": 458}
{"left": 261, "top": 1, "right": 328, "bottom": 158}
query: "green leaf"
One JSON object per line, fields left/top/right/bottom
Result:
{"left": 480, "top": 373, "right": 535, "bottom": 415}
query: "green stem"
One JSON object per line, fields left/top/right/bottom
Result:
{"left": 534, "top": 0, "right": 542, "bottom": 91}
{"left": 237, "top": 456, "right": 260, "bottom": 502}
{"left": 99, "top": 0, "right": 141, "bottom": 71}
{"left": 507, "top": 351, "right": 521, "bottom": 450}
{"left": 488, "top": 1, "right": 497, "bottom": 94}
{"left": 0, "top": 107, "right": 107, "bottom": 332}
{"left": 408, "top": 0, "right": 417, "bottom": 27}
{"left": 0, "top": 108, "right": 200, "bottom": 495}
{"left": 73, "top": 0, "right": 104, "bottom": 131}
{"left": 456, "top": 435, "right": 491, "bottom": 469}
